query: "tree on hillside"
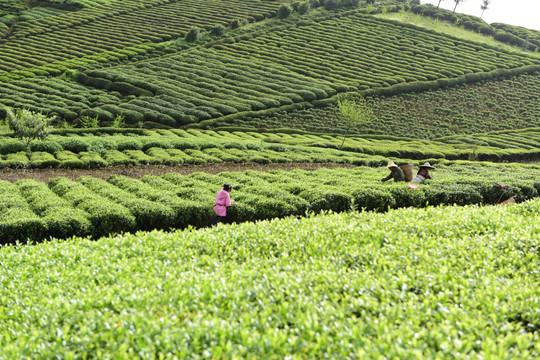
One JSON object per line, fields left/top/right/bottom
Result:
{"left": 5, "top": 107, "right": 54, "bottom": 148}
{"left": 436, "top": 0, "right": 445, "bottom": 9}
{"left": 453, "top": 0, "right": 464, "bottom": 13}
{"left": 337, "top": 95, "right": 374, "bottom": 149}
{"left": 277, "top": 4, "right": 292, "bottom": 19}
{"left": 480, "top": 0, "right": 490, "bottom": 18}
{"left": 325, "top": 0, "right": 339, "bottom": 10}
{"left": 185, "top": 27, "right": 200, "bottom": 42}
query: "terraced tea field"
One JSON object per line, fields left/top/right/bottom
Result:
{"left": 1, "top": 1, "right": 540, "bottom": 358}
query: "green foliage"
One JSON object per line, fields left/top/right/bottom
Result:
{"left": 3, "top": 8, "right": 539, "bottom": 129}
{"left": 1, "top": 126, "right": 539, "bottom": 169}
{"left": 324, "top": 0, "right": 339, "bottom": 10}
{"left": 210, "top": 24, "right": 225, "bottom": 36}
{"left": 337, "top": 94, "right": 374, "bottom": 147}
{"left": 298, "top": 1, "right": 310, "bottom": 14}
{"left": 230, "top": 19, "right": 240, "bottom": 29}
{"left": 1, "top": 197, "right": 540, "bottom": 357}
{"left": 239, "top": 73, "right": 540, "bottom": 139}
{"left": 48, "top": 177, "right": 136, "bottom": 237}
{"left": 5, "top": 108, "right": 54, "bottom": 148}
{"left": 185, "top": 27, "right": 200, "bottom": 43}
{"left": 0, "top": 0, "right": 281, "bottom": 79}
{"left": 277, "top": 4, "right": 292, "bottom": 19}
{"left": 341, "top": 0, "right": 360, "bottom": 7}
{"left": 112, "top": 113, "right": 126, "bottom": 128}
{"left": 79, "top": 115, "right": 100, "bottom": 129}
{"left": 0, "top": 138, "right": 26, "bottom": 154}
{"left": 1, "top": 161, "right": 540, "bottom": 243}
{"left": 492, "top": 23, "right": 540, "bottom": 51}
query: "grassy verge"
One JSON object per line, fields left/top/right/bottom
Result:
{"left": 375, "top": 11, "right": 540, "bottom": 58}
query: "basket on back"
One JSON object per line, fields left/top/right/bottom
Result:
{"left": 400, "top": 164, "right": 413, "bottom": 182}
{"left": 499, "top": 196, "right": 516, "bottom": 206}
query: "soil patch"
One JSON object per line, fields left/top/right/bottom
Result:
{"left": 0, "top": 162, "right": 356, "bottom": 183}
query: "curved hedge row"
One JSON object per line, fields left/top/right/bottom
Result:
{"left": 216, "top": 72, "right": 540, "bottom": 139}
{"left": 3, "top": 5, "right": 539, "bottom": 127}
{"left": 0, "top": 0, "right": 282, "bottom": 77}
{"left": 69, "top": 8, "right": 540, "bottom": 128}
{"left": 1, "top": 161, "right": 539, "bottom": 244}
{"left": 0, "top": 129, "right": 386, "bottom": 169}
{"left": 0, "top": 77, "right": 124, "bottom": 121}
{"left": 212, "top": 10, "right": 539, "bottom": 88}
{"left": 77, "top": 48, "right": 337, "bottom": 126}
{"left": 1, "top": 126, "right": 540, "bottom": 169}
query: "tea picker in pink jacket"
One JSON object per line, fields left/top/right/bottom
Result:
{"left": 210, "top": 184, "right": 234, "bottom": 226}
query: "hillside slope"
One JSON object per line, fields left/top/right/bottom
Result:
{"left": 1, "top": 1, "right": 539, "bottom": 136}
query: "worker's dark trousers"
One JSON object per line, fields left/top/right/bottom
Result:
{"left": 210, "top": 216, "right": 225, "bottom": 227}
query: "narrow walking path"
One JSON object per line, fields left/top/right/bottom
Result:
{"left": 0, "top": 162, "right": 356, "bottom": 182}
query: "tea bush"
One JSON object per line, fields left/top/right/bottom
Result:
{"left": 0, "top": 198, "right": 539, "bottom": 358}
{"left": 1, "top": 162, "right": 539, "bottom": 244}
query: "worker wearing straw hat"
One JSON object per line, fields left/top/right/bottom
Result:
{"left": 381, "top": 161, "right": 405, "bottom": 182}
{"left": 411, "top": 162, "right": 435, "bottom": 184}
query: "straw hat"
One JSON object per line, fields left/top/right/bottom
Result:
{"left": 387, "top": 161, "right": 398, "bottom": 169}
{"left": 419, "top": 162, "right": 435, "bottom": 169}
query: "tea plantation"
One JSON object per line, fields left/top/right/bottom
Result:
{"left": 1, "top": 200, "right": 539, "bottom": 358}
{"left": 1, "top": 0, "right": 540, "bottom": 358}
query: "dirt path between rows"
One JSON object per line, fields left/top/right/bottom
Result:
{"left": 0, "top": 162, "right": 356, "bottom": 183}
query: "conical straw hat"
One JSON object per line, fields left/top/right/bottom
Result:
{"left": 420, "top": 162, "right": 435, "bottom": 169}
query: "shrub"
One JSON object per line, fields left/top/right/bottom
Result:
{"left": 79, "top": 176, "right": 177, "bottom": 231}
{"left": 3, "top": 152, "right": 30, "bottom": 168}
{"left": 0, "top": 211, "right": 45, "bottom": 245}
{"left": 47, "top": 106, "right": 78, "bottom": 122}
{"left": 56, "top": 151, "right": 85, "bottom": 169}
{"left": 424, "top": 185, "right": 483, "bottom": 206}
{"left": 210, "top": 25, "right": 225, "bottom": 36}
{"left": 79, "top": 151, "right": 107, "bottom": 168}
{"left": 0, "top": 138, "right": 26, "bottom": 155}
{"left": 54, "top": 137, "right": 90, "bottom": 153}
{"left": 6, "top": 108, "right": 54, "bottom": 148}
{"left": 43, "top": 207, "right": 92, "bottom": 240}
{"left": 324, "top": 0, "right": 339, "bottom": 10}
{"left": 117, "top": 109, "right": 145, "bottom": 125}
{"left": 85, "top": 77, "right": 112, "bottom": 90}
{"left": 103, "top": 150, "right": 137, "bottom": 166}
{"left": 340, "top": 0, "right": 359, "bottom": 7}
{"left": 29, "top": 140, "right": 63, "bottom": 153}
{"left": 298, "top": 1, "right": 310, "bottom": 14}
{"left": 109, "top": 82, "right": 153, "bottom": 97}
{"left": 278, "top": 4, "right": 293, "bottom": 19}
{"left": 115, "top": 138, "right": 143, "bottom": 151}
{"left": 352, "top": 188, "right": 397, "bottom": 211}
{"left": 79, "top": 108, "right": 114, "bottom": 123}
{"left": 300, "top": 187, "right": 352, "bottom": 212}
{"left": 478, "top": 25, "right": 493, "bottom": 35}
{"left": 186, "top": 27, "right": 200, "bottom": 42}
{"left": 0, "top": 22, "right": 8, "bottom": 37}
{"left": 48, "top": 177, "right": 136, "bottom": 237}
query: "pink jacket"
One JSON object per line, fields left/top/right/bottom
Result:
{"left": 213, "top": 189, "right": 231, "bottom": 216}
